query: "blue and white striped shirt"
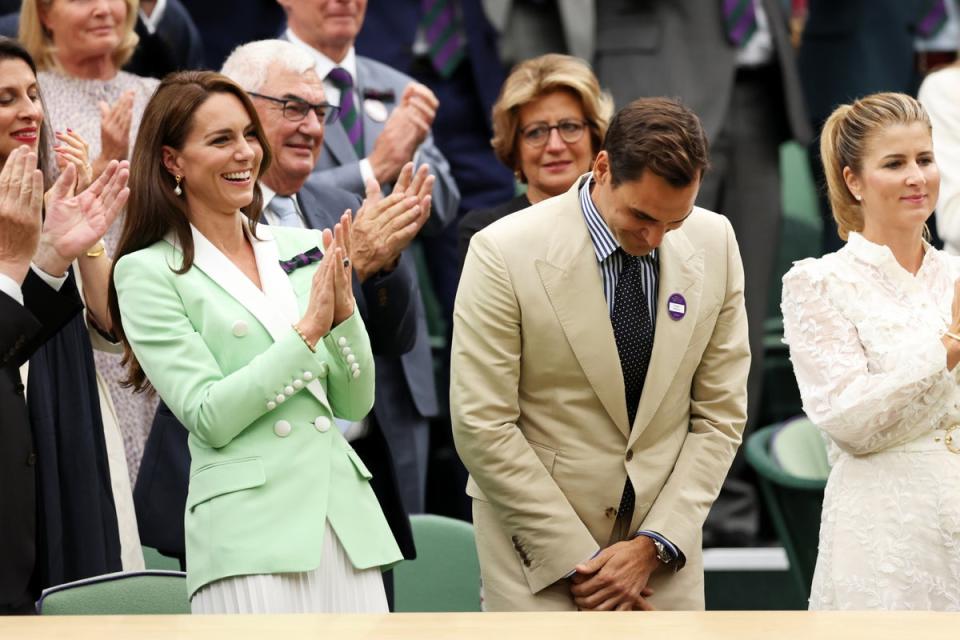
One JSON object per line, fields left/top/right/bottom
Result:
{"left": 578, "top": 175, "right": 659, "bottom": 322}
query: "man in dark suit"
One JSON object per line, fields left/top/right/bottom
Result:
{"left": 279, "top": 0, "right": 461, "bottom": 516}
{"left": 593, "top": 0, "right": 812, "bottom": 546}
{"left": 125, "top": 0, "right": 206, "bottom": 79}
{"left": 179, "top": 0, "right": 286, "bottom": 69}
{"left": 1, "top": 150, "right": 127, "bottom": 613}
{"left": 133, "top": 38, "right": 432, "bottom": 608}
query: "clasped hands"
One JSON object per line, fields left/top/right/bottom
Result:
{"left": 0, "top": 145, "right": 128, "bottom": 285}
{"left": 569, "top": 535, "right": 661, "bottom": 611}
{"left": 295, "top": 214, "right": 356, "bottom": 348}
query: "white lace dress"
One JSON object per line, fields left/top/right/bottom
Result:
{"left": 782, "top": 232, "right": 960, "bottom": 611}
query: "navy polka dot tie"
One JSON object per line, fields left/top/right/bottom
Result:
{"left": 611, "top": 251, "right": 654, "bottom": 521}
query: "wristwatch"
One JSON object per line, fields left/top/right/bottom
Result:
{"left": 651, "top": 538, "right": 676, "bottom": 567}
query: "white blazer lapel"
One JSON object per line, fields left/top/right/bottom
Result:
{"left": 250, "top": 224, "right": 300, "bottom": 326}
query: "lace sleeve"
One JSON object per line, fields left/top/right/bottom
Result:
{"left": 781, "top": 263, "right": 953, "bottom": 455}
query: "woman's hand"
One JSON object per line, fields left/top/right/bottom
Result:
{"left": 93, "top": 90, "right": 134, "bottom": 175}
{"left": 0, "top": 146, "right": 44, "bottom": 283}
{"left": 54, "top": 128, "right": 93, "bottom": 192}
{"left": 34, "top": 160, "right": 129, "bottom": 276}
{"left": 295, "top": 229, "right": 338, "bottom": 347}
{"left": 943, "top": 278, "right": 960, "bottom": 370}
{"left": 331, "top": 212, "right": 356, "bottom": 326}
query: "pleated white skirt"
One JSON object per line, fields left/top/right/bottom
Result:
{"left": 190, "top": 520, "right": 388, "bottom": 614}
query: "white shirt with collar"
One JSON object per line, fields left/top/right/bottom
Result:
{"left": 284, "top": 29, "right": 377, "bottom": 186}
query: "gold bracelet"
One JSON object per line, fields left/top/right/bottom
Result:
{"left": 945, "top": 331, "right": 960, "bottom": 343}
{"left": 293, "top": 324, "right": 317, "bottom": 352}
{"left": 85, "top": 243, "right": 106, "bottom": 258}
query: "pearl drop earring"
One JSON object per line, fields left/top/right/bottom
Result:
{"left": 174, "top": 174, "right": 183, "bottom": 196}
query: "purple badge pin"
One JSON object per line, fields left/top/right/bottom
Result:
{"left": 667, "top": 293, "right": 686, "bottom": 320}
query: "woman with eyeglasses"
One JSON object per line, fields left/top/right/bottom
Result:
{"left": 457, "top": 54, "right": 613, "bottom": 270}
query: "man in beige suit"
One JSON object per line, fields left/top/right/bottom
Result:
{"left": 451, "top": 98, "right": 750, "bottom": 611}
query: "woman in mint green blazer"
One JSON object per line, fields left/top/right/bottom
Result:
{"left": 106, "top": 71, "right": 401, "bottom": 614}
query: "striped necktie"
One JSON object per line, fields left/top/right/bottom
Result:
{"left": 420, "top": 0, "right": 467, "bottom": 78}
{"left": 327, "top": 67, "right": 364, "bottom": 157}
{"left": 918, "top": 0, "right": 948, "bottom": 37}
{"left": 722, "top": 0, "right": 758, "bottom": 47}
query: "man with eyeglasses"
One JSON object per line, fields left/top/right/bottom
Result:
{"left": 278, "top": 0, "right": 461, "bottom": 520}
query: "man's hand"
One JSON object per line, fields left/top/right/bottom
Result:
{"left": 0, "top": 146, "right": 44, "bottom": 284}
{"left": 34, "top": 160, "right": 129, "bottom": 276}
{"left": 349, "top": 167, "right": 430, "bottom": 281}
{"left": 367, "top": 82, "right": 438, "bottom": 184}
{"left": 569, "top": 536, "right": 660, "bottom": 611}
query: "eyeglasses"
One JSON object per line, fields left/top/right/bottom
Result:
{"left": 520, "top": 119, "right": 589, "bottom": 147}
{"left": 248, "top": 92, "right": 340, "bottom": 124}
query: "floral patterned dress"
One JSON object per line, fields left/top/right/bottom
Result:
{"left": 782, "top": 232, "right": 960, "bottom": 610}
{"left": 38, "top": 69, "right": 160, "bottom": 480}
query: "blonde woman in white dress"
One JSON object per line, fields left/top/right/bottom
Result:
{"left": 782, "top": 92, "right": 960, "bottom": 610}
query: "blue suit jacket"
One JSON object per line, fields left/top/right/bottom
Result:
{"left": 309, "top": 54, "right": 460, "bottom": 237}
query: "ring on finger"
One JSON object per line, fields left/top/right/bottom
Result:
{"left": 342, "top": 257, "right": 351, "bottom": 269}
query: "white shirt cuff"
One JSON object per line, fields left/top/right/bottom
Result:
{"left": 0, "top": 271, "right": 23, "bottom": 305}
{"left": 30, "top": 263, "right": 67, "bottom": 292}
{"left": 359, "top": 158, "right": 376, "bottom": 187}
{"left": 138, "top": 0, "right": 168, "bottom": 34}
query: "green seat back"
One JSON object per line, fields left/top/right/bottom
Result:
{"left": 37, "top": 571, "right": 190, "bottom": 615}
{"left": 394, "top": 514, "right": 481, "bottom": 612}
{"left": 770, "top": 417, "right": 830, "bottom": 480}
{"left": 141, "top": 546, "right": 182, "bottom": 571}
{"left": 745, "top": 424, "right": 826, "bottom": 600}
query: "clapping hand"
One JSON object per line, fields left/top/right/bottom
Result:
{"left": 94, "top": 90, "right": 134, "bottom": 175}
{"left": 349, "top": 162, "right": 431, "bottom": 281}
{"left": 34, "top": 160, "right": 130, "bottom": 277}
{"left": 0, "top": 146, "right": 44, "bottom": 284}
{"left": 295, "top": 213, "right": 357, "bottom": 347}
{"left": 53, "top": 128, "right": 93, "bottom": 192}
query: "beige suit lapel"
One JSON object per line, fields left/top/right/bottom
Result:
{"left": 629, "top": 226, "right": 704, "bottom": 445}
{"left": 536, "top": 183, "right": 631, "bottom": 439}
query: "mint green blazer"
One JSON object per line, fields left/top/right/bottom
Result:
{"left": 114, "top": 224, "right": 402, "bottom": 598}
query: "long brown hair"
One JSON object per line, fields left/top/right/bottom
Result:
{"left": 108, "top": 70, "right": 273, "bottom": 391}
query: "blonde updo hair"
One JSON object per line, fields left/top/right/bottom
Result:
{"left": 820, "top": 92, "right": 932, "bottom": 241}
{"left": 19, "top": 0, "right": 140, "bottom": 72}
{"left": 491, "top": 54, "right": 613, "bottom": 182}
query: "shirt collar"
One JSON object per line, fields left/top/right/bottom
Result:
{"left": 285, "top": 27, "right": 358, "bottom": 82}
{"left": 578, "top": 173, "right": 657, "bottom": 264}
{"left": 845, "top": 231, "right": 935, "bottom": 282}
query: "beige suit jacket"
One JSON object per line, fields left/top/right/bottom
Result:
{"left": 451, "top": 178, "right": 750, "bottom": 611}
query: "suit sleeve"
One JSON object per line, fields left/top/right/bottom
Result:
{"left": 413, "top": 130, "right": 460, "bottom": 236}
{"left": 359, "top": 256, "right": 417, "bottom": 356}
{"left": 311, "top": 163, "right": 368, "bottom": 198}
{"left": 114, "top": 251, "right": 375, "bottom": 449}
{"left": 451, "top": 231, "right": 599, "bottom": 594}
{"left": 0, "top": 269, "right": 83, "bottom": 368}
{"left": 639, "top": 218, "right": 750, "bottom": 557}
